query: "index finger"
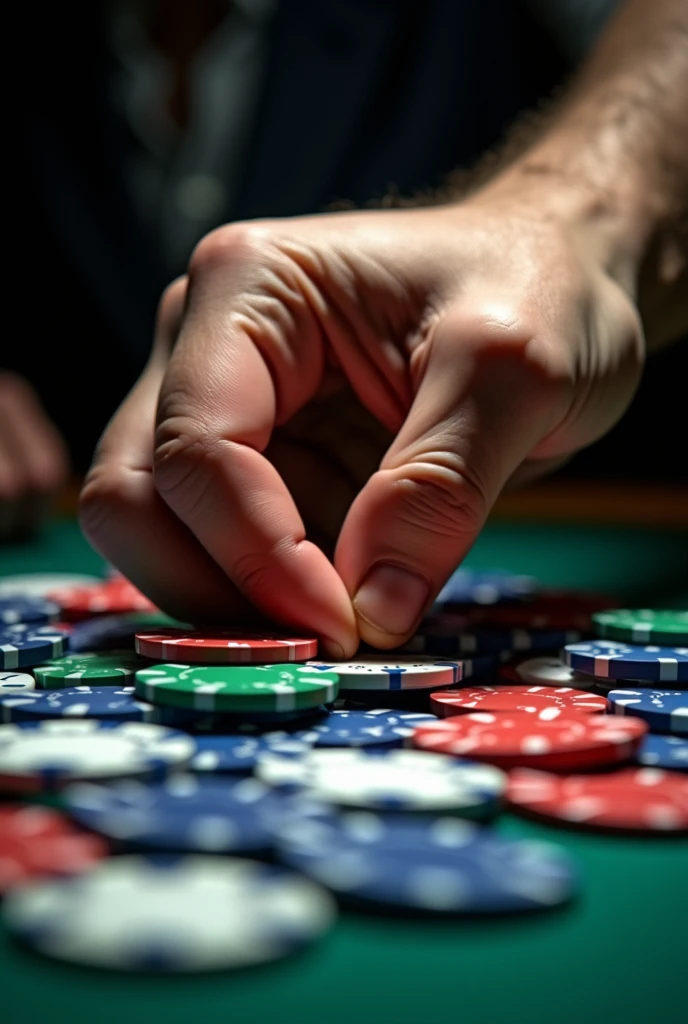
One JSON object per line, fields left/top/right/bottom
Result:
{"left": 153, "top": 226, "right": 358, "bottom": 657}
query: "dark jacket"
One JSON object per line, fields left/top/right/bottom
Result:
{"left": 15, "top": 0, "right": 685, "bottom": 479}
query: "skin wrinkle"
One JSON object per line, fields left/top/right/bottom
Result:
{"left": 281, "top": 228, "right": 423, "bottom": 392}
{"left": 390, "top": 474, "right": 485, "bottom": 541}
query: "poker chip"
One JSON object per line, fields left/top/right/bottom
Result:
{"left": 0, "top": 624, "right": 69, "bottom": 670}
{"left": 0, "top": 685, "right": 165, "bottom": 723}
{"left": 460, "top": 654, "right": 504, "bottom": 679}
{"left": 0, "top": 671, "right": 36, "bottom": 694}
{"left": 0, "top": 574, "right": 102, "bottom": 599}
{"left": 0, "top": 596, "right": 59, "bottom": 627}
{"left": 305, "top": 656, "right": 463, "bottom": 691}
{"left": 499, "top": 656, "right": 600, "bottom": 689}
{"left": 592, "top": 610, "right": 688, "bottom": 646}
{"left": 0, "top": 804, "right": 108, "bottom": 893}
{"left": 435, "top": 569, "right": 537, "bottom": 606}
{"left": 507, "top": 767, "right": 688, "bottom": 833}
{"left": 2, "top": 854, "right": 337, "bottom": 972}
{"left": 637, "top": 734, "right": 688, "bottom": 771}
{"left": 69, "top": 613, "right": 185, "bottom": 654}
{"left": 0, "top": 720, "right": 195, "bottom": 791}
{"left": 190, "top": 735, "right": 313, "bottom": 773}
{"left": 412, "top": 712, "right": 647, "bottom": 770}
{"left": 255, "top": 748, "right": 506, "bottom": 818}
{"left": 34, "top": 650, "right": 150, "bottom": 687}
{"left": 1, "top": 685, "right": 205, "bottom": 728}
{"left": 426, "top": 590, "right": 617, "bottom": 633}
{"left": 64, "top": 774, "right": 285, "bottom": 853}
{"left": 47, "top": 578, "right": 158, "bottom": 621}
{"left": 289, "top": 709, "right": 437, "bottom": 748}
{"left": 135, "top": 663, "right": 338, "bottom": 713}
{"left": 135, "top": 628, "right": 318, "bottom": 664}
{"left": 606, "top": 689, "right": 688, "bottom": 735}
{"left": 563, "top": 641, "right": 688, "bottom": 683}
{"left": 410, "top": 627, "right": 582, "bottom": 657}
{"left": 429, "top": 686, "right": 609, "bottom": 719}
{"left": 274, "top": 808, "right": 577, "bottom": 914}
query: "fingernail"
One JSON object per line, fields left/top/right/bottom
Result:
{"left": 354, "top": 563, "right": 430, "bottom": 636}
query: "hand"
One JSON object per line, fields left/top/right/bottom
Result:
{"left": 79, "top": 188, "right": 644, "bottom": 654}
{"left": 0, "top": 373, "right": 70, "bottom": 540}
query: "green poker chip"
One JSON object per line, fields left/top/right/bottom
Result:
{"left": 592, "top": 609, "right": 688, "bottom": 646}
{"left": 34, "top": 650, "right": 150, "bottom": 688}
{"left": 134, "top": 663, "right": 340, "bottom": 713}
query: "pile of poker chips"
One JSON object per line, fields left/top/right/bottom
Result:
{"left": 0, "top": 569, "right": 685, "bottom": 974}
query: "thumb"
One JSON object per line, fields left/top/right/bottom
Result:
{"left": 335, "top": 305, "right": 569, "bottom": 647}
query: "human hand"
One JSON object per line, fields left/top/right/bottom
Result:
{"left": 80, "top": 187, "right": 643, "bottom": 654}
{"left": 0, "top": 373, "right": 70, "bottom": 540}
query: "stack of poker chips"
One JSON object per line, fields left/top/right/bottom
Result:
{"left": 0, "top": 570, "right": 685, "bottom": 975}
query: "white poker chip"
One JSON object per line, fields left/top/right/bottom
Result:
{"left": 0, "top": 574, "right": 102, "bottom": 598}
{"left": 0, "top": 720, "right": 195, "bottom": 791}
{"left": 305, "top": 656, "right": 463, "bottom": 690}
{"left": 254, "top": 747, "right": 506, "bottom": 817}
{"left": 2, "top": 854, "right": 337, "bottom": 972}
{"left": 0, "top": 671, "right": 36, "bottom": 694}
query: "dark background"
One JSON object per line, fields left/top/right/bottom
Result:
{"left": 14, "top": 1, "right": 686, "bottom": 483}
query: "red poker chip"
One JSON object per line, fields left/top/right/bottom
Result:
{"left": 0, "top": 804, "right": 109, "bottom": 892}
{"left": 412, "top": 711, "right": 647, "bottom": 770}
{"left": 429, "top": 685, "right": 609, "bottom": 719}
{"left": 135, "top": 628, "right": 318, "bottom": 664}
{"left": 47, "top": 579, "right": 158, "bottom": 621}
{"left": 507, "top": 767, "right": 688, "bottom": 833}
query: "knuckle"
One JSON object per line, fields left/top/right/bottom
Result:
{"left": 390, "top": 464, "right": 488, "bottom": 541}
{"left": 443, "top": 300, "right": 577, "bottom": 409}
{"left": 78, "top": 462, "right": 138, "bottom": 541}
{"left": 153, "top": 414, "right": 223, "bottom": 518}
{"left": 188, "top": 221, "right": 277, "bottom": 279}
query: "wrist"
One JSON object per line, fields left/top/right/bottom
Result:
{"left": 465, "top": 148, "right": 661, "bottom": 292}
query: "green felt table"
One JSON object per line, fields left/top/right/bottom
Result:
{"left": 0, "top": 517, "right": 686, "bottom": 1024}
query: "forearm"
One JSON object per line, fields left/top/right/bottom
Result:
{"left": 483, "top": 0, "right": 688, "bottom": 349}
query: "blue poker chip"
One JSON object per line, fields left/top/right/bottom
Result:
{"left": 274, "top": 808, "right": 577, "bottom": 914}
{"left": 636, "top": 734, "right": 688, "bottom": 771}
{"left": 64, "top": 774, "right": 285, "bottom": 853}
{"left": 408, "top": 628, "right": 581, "bottom": 657}
{"left": 462, "top": 653, "right": 506, "bottom": 678}
{"left": 290, "top": 709, "right": 436, "bottom": 749}
{"left": 0, "top": 624, "right": 69, "bottom": 670}
{"left": 435, "top": 570, "right": 537, "bottom": 607}
{"left": 607, "top": 689, "right": 688, "bottom": 735}
{"left": 563, "top": 641, "right": 688, "bottom": 683}
{"left": 190, "top": 734, "right": 313, "bottom": 773}
{"left": 69, "top": 615, "right": 144, "bottom": 653}
{"left": 0, "top": 596, "right": 59, "bottom": 627}
{"left": 69, "top": 614, "right": 184, "bottom": 654}
{"left": 0, "top": 685, "right": 202, "bottom": 724}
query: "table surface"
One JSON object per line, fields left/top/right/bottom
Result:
{"left": 0, "top": 517, "right": 686, "bottom": 1024}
